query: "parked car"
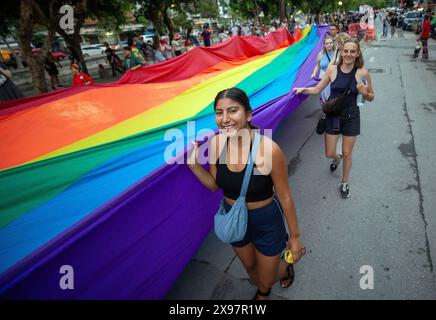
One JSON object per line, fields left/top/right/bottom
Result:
{"left": 51, "top": 51, "right": 66, "bottom": 60}
{"left": 140, "top": 35, "right": 154, "bottom": 45}
{"left": 113, "top": 40, "right": 128, "bottom": 51}
{"left": 402, "top": 11, "right": 424, "bottom": 31}
{"left": 30, "top": 48, "right": 67, "bottom": 60}
{"left": 0, "top": 49, "right": 18, "bottom": 69}
{"left": 80, "top": 44, "right": 106, "bottom": 57}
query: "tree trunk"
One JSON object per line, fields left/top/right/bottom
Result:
{"left": 161, "top": 7, "right": 174, "bottom": 43}
{"left": 252, "top": 1, "right": 260, "bottom": 30}
{"left": 57, "top": 29, "right": 89, "bottom": 75}
{"left": 19, "top": 0, "right": 51, "bottom": 94}
{"left": 150, "top": 13, "right": 163, "bottom": 36}
{"left": 56, "top": 0, "right": 89, "bottom": 75}
{"left": 280, "top": 0, "right": 286, "bottom": 23}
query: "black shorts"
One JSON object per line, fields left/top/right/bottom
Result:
{"left": 325, "top": 109, "right": 360, "bottom": 136}
{"left": 224, "top": 198, "right": 288, "bottom": 257}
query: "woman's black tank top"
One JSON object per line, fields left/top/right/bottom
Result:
{"left": 330, "top": 66, "right": 359, "bottom": 114}
{"left": 215, "top": 137, "right": 274, "bottom": 202}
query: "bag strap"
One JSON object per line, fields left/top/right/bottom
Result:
{"left": 240, "top": 131, "right": 261, "bottom": 198}
{"left": 325, "top": 49, "right": 331, "bottom": 62}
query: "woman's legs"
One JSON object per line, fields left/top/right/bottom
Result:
{"left": 233, "top": 244, "right": 259, "bottom": 287}
{"left": 341, "top": 135, "right": 357, "bottom": 183}
{"left": 234, "top": 244, "right": 291, "bottom": 300}
{"left": 54, "top": 75, "right": 61, "bottom": 86}
{"left": 253, "top": 250, "right": 282, "bottom": 300}
{"left": 50, "top": 76, "right": 56, "bottom": 89}
{"left": 325, "top": 133, "right": 341, "bottom": 161}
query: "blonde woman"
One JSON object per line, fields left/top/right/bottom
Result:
{"left": 311, "top": 36, "right": 336, "bottom": 104}
{"left": 295, "top": 39, "right": 374, "bottom": 199}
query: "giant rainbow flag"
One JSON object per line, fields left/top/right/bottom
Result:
{"left": 0, "top": 26, "right": 327, "bottom": 299}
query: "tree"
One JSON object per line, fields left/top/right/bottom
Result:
{"left": 194, "top": 0, "right": 219, "bottom": 19}
{"left": 133, "top": 0, "right": 212, "bottom": 43}
{"left": 54, "top": 0, "right": 131, "bottom": 75}
{"left": 229, "top": 0, "right": 281, "bottom": 27}
{"left": 19, "top": 0, "right": 58, "bottom": 94}
{"left": 133, "top": 0, "right": 165, "bottom": 36}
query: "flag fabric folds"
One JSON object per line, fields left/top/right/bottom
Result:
{"left": 0, "top": 26, "right": 327, "bottom": 299}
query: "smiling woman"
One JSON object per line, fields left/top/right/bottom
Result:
{"left": 187, "top": 87, "right": 306, "bottom": 300}
{"left": 294, "top": 38, "right": 375, "bottom": 199}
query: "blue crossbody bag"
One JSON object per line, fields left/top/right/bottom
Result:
{"left": 214, "top": 132, "right": 261, "bottom": 243}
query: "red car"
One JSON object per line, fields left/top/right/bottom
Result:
{"left": 32, "top": 48, "right": 66, "bottom": 60}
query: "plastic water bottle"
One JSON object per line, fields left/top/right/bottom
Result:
{"left": 357, "top": 78, "right": 366, "bottom": 108}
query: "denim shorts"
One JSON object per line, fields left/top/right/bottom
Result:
{"left": 224, "top": 198, "right": 288, "bottom": 257}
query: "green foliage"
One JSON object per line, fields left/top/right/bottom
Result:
{"left": 194, "top": 0, "right": 220, "bottom": 18}
{"left": 88, "top": 0, "right": 133, "bottom": 31}
{"left": 228, "top": 0, "right": 279, "bottom": 22}
{"left": 171, "top": 11, "right": 194, "bottom": 30}
{"left": 0, "top": 2, "right": 20, "bottom": 39}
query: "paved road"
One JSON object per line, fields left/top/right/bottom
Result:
{"left": 166, "top": 25, "right": 436, "bottom": 300}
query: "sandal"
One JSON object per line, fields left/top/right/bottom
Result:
{"left": 280, "top": 251, "right": 295, "bottom": 288}
{"left": 253, "top": 288, "right": 271, "bottom": 300}
{"left": 280, "top": 263, "right": 295, "bottom": 288}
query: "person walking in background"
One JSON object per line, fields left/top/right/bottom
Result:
{"left": 104, "top": 42, "right": 124, "bottom": 77}
{"left": 413, "top": 15, "right": 431, "bottom": 60}
{"left": 338, "top": 22, "right": 346, "bottom": 34}
{"left": 389, "top": 13, "right": 398, "bottom": 38}
{"left": 294, "top": 39, "right": 375, "bottom": 199}
{"left": 141, "top": 41, "right": 155, "bottom": 64}
{"left": 171, "top": 37, "right": 183, "bottom": 56}
{"left": 201, "top": 25, "right": 212, "bottom": 47}
{"left": 187, "top": 27, "right": 200, "bottom": 46}
{"left": 128, "top": 37, "right": 146, "bottom": 64}
{"left": 152, "top": 38, "right": 167, "bottom": 63}
{"left": 382, "top": 12, "right": 389, "bottom": 37}
{"left": 122, "top": 46, "right": 145, "bottom": 70}
{"left": 160, "top": 37, "right": 173, "bottom": 60}
{"left": 44, "top": 53, "right": 63, "bottom": 90}
{"left": 0, "top": 62, "right": 24, "bottom": 101}
{"left": 218, "top": 27, "right": 229, "bottom": 43}
{"left": 67, "top": 46, "right": 80, "bottom": 67}
{"left": 134, "top": 34, "right": 144, "bottom": 53}
{"left": 231, "top": 25, "right": 239, "bottom": 37}
{"left": 70, "top": 63, "right": 94, "bottom": 87}
{"left": 328, "top": 24, "right": 341, "bottom": 50}
{"left": 185, "top": 38, "right": 195, "bottom": 52}
{"left": 311, "top": 36, "right": 336, "bottom": 104}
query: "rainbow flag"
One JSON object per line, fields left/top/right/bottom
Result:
{"left": 0, "top": 26, "right": 327, "bottom": 299}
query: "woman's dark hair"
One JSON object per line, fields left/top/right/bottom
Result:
{"left": 214, "top": 87, "right": 256, "bottom": 129}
